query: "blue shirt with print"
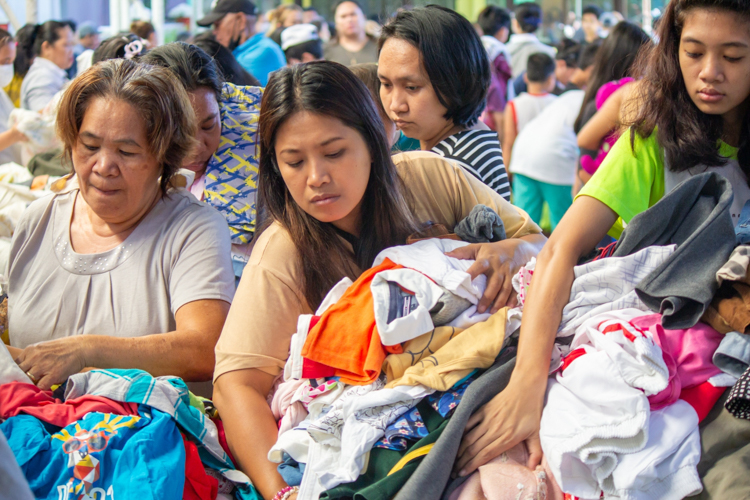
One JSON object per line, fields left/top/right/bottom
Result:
{"left": 1, "top": 409, "right": 184, "bottom": 500}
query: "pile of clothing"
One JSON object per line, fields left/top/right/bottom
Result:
{"left": 271, "top": 172, "right": 750, "bottom": 500}
{"left": 0, "top": 345, "right": 261, "bottom": 500}
{"left": 267, "top": 236, "right": 540, "bottom": 500}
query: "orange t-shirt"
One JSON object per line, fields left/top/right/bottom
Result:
{"left": 301, "top": 258, "right": 404, "bottom": 385}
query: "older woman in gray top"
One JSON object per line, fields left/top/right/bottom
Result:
{"left": 8, "top": 59, "right": 235, "bottom": 390}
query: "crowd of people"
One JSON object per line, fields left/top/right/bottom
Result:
{"left": 0, "top": 0, "right": 750, "bottom": 499}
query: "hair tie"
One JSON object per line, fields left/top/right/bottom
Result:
{"left": 124, "top": 39, "right": 144, "bottom": 60}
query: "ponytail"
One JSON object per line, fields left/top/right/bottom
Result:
{"left": 14, "top": 23, "right": 38, "bottom": 77}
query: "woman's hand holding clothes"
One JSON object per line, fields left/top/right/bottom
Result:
{"left": 445, "top": 233, "right": 546, "bottom": 313}
{"left": 14, "top": 336, "right": 89, "bottom": 390}
{"left": 453, "top": 197, "right": 619, "bottom": 476}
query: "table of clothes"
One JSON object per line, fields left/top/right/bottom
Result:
{"left": 3, "top": 171, "right": 750, "bottom": 500}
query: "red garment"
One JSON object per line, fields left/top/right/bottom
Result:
{"left": 301, "top": 357, "right": 336, "bottom": 379}
{"left": 301, "top": 259, "right": 403, "bottom": 385}
{"left": 211, "top": 417, "right": 237, "bottom": 466}
{"left": 301, "top": 316, "right": 337, "bottom": 378}
{"left": 0, "top": 382, "right": 139, "bottom": 427}
{"left": 680, "top": 381, "right": 726, "bottom": 423}
{"left": 182, "top": 434, "right": 219, "bottom": 500}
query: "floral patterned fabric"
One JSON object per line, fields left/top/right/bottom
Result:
{"left": 373, "top": 372, "right": 478, "bottom": 451}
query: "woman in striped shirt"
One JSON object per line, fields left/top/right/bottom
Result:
{"left": 377, "top": 6, "right": 511, "bottom": 201}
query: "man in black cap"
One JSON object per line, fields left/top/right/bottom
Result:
{"left": 198, "top": 0, "right": 286, "bottom": 86}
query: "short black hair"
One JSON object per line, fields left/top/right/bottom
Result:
{"left": 379, "top": 5, "right": 490, "bottom": 127}
{"left": 477, "top": 6, "right": 511, "bottom": 37}
{"left": 582, "top": 5, "right": 602, "bottom": 18}
{"left": 333, "top": 0, "right": 365, "bottom": 16}
{"left": 577, "top": 40, "right": 601, "bottom": 70}
{"left": 556, "top": 43, "right": 581, "bottom": 68}
{"left": 514, "top": 3, "right": 543, "bottom": 33}
{"left": 556, "top": 38, "right": 578, "bottom": 52}
{"left": 285, "top": 39, "right": 324, "bottom": 61}
{"left": 526, "top": 52, "right": 555, "bottom": 82}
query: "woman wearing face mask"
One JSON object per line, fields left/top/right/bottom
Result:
{"left": 19, "top": 21, "right": 74, "bottom": 112}
{"left": 0, "top": 29, "right": 27, "bottom": 165}
{"left": 212, "top": 61, "right": 545, "bottom": 500}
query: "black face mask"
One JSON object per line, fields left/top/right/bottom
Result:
{"left": 227, "top": 17, "right": 243, "bottom": 52}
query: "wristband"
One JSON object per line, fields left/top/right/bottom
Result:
{"left": 273, "top": 486, "right": 299, "bottom": 500}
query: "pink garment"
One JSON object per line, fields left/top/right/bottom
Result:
{"left": 0, "top": 382, "right": 139, "bottom": 427}
{"left": 448, "top": 443, "right": 564, "bottom": 500}
{"left": 630, "top": 314, "right": 724, "bottom": 410}
{"left": 189, "top": 172, "right": 206, "bottom": 200}
{"left": 270, "top": 379, "right": 308, "bottom": 435}
{"left": 579, "top": 77, "right": 634, "bottom": 175}
{"left": 211, "top": 417, "right": 237, "bottom": 465}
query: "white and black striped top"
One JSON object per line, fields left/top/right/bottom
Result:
{"left": 432, "top": 129, "right": 511, "bottom": 201}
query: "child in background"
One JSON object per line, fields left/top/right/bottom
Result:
{"left": 502, "top": 52, "right": 557, "bottom": 169}
{"left": 477, "top": 6, "right": 513, "bottom": 136}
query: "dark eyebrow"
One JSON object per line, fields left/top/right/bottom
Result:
{"left": 682, "top": 37, "right": 749, "bottom": 48}
{"left": 201, "top": 113, "right": 218, "bottom": 124}
{"left": 279, "top": 137, "right": 345, "bottom": 155}
{"left": 320, "top": 137, "right": 344, "bottom": 147}
{"left": 80, "top": 131, "right": 142, "bottom": 148}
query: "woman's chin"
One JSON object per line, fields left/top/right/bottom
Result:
{"left": 182, "top": 163, "right": 208, "bottom": 174}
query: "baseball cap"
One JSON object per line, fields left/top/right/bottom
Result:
{"left": 78, "top": 22, "right": 100, "bottom": 38}
{"left": 197, "top": 0, "right": 258, "bottom": 27}
{"left": 281, "top": 24, "right": 319, "bottom": 51}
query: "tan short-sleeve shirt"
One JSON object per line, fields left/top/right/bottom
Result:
{"left": 213, "top": 151, "right": 541, "bottom": 381}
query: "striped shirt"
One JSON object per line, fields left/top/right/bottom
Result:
{"left": 432, "top": 129, "right": 511, "bottom": 201}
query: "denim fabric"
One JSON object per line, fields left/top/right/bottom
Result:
{"left": 736, "top": 200, "right": 750, "bottom": 245}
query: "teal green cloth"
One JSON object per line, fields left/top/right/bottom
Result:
{"left": 512, "top": 173, "right": 572, "bottom": 230}
{"left": 392, "top": 132, "right": 421, "bottom": 153}
{"left": 321, "top": 400, "right": 447, "bottom": 500}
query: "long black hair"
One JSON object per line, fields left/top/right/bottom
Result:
{"left": 141, "top": 42, "right": 223, "bottom": 99}
{"left": 258, "top": 61, "right": 419, "bottom": 309}
{"left": 573, "top": 21, "right": 651, "bottom": 132}
{"left": 379, "top": 5, "right": 490, "bottom": 128}
{"left": 629, "top": 0, "right": 750, "bottom": 175}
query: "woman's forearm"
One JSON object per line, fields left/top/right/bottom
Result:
{"left": 0, "top": 128, "right": 25, "bottom": 151}
{"left": 511, "top": 197, "right": 618, "bottom": 381}
{"left": 516, "top": 233, "right": 546, "bottom": 261}
{"left": 80, "top": 299, "right": 229, "bottom": 381}
{"left": 80, "top": 329, "right": 217, "bottom": 380}
{"left": 577, "top": 84, "right": 630, "bottom": 150}
{"left": 214, "top": 372, "right": 289, "bottom": 500}
{"left": 511, "top": 241, "right": 578, "bottom": 380}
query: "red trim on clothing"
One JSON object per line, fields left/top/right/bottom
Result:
{"left": 508, "top": 101, "right": 517, "bottom": 128}
{"left": 600, "top": 322, "right": 637, "bottom": 342}
{"left": 560, "top": 347, "right": 588, "bottom": 372}
{"left": 527, "top": 92, "right": 550, "bottom": 96}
